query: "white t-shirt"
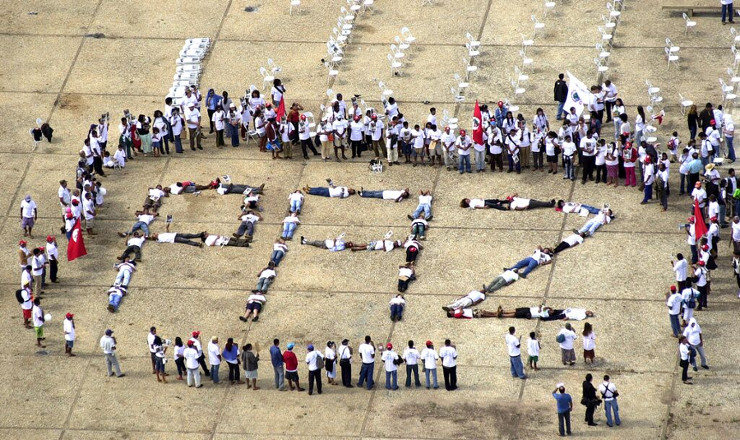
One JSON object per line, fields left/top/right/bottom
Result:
{"left": 64, "top": 318, "right": 75, "bottom": 341}
{"left": 562, "top": 234, "right": 584, "bottom": 247}
{"left": 403, "top": 347, "right": 420, "bottom": 365}
{"left": 527, "top": 338, "right": 540, "bottom": 356}
{"left": 259, "top": 268, "right": 276, "bottom": 279}
{"left": 382, "top": 190, "right": 405, "bottom": 200}
{"left": 240, "top": 213, "right": 260, "bottom": 224}
{"left": 505, "top": 334, "right": 521, "bottom": 356}
{"left": 439, "top": 346, "right": 457, "bottom": 367}
{"left": 468, "top": 198, "right": 485, "bottom": 209}
{"left": 683, "top": 322, "right": 702, "bottom": 345}
{"left": 328, "top": 186, "right": 350, "bottom": 198}
{"left": 557, "top": 329, "right": 577, "bottom": 349}
{"left": 420, "top": 348, "right": 438, "bottom": 369}
{"left": 21, "top": 200, "right": 37, "bottom": 218}
{"left": 563, "top": 308, "right": 588, "bottom": 321}
{"left": 183, "top": 347, "right": 199, "bottom": 369}
{"left": 82, "top": 199, "right": 95, "bottom": 220}
{"left": 156, "top": 233, "right": 176, "bottom": 243}
{"left": 32, "top": 304, "right": 44, "bottom": 327}
{"left": 466, "top": 290, "right": 486, "bottom": 303}
{"left": 667, "top": 292, "right": 682, "bottom": 315}
{"left": 288, "top": 192, "right": 304, "bottom": 204}
{"left": 582, "top": 332, "right": 596, "bottom": 351}
{"left": 358, "top": 343, "right": 375, "bottom": 363}
{"left": 127, "top": 236, "right": 145, "bottom": 248}
{"left": 509, "top": 197, "right": 530, "bottom": 210}
{"left": 169, "top": 184, "right": 184, "bottom": 195}
{"left": 381, "top": 350, "right": 399, "bottom": 372}
{"left": 673, "top": 260, "right": 688, "bottom": 281}
{"left": 208, "top": 342, "right": 221, "bottom": 365}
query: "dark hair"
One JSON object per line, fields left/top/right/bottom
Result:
{"left": 225, "top": 338, "right": 234, "bottom": 351}
{"left": 529, "top": 331, "right": 536, "bottom": 338}
{"left": 175, "top": 337, "right": 183, "bottom": 347}
{"left": 365, "top": 335, "right": 371, "bottom": 343}
{"left": 445, "top": 339, "right": 451, "bottom": 345}
{"left": 460, "top": 199, "right": 470, "bottom": 208}
{"left": 273, "top": 338, "right": 280, "bottom": 345}
{"left": 245, "top": 343, "right": 253, "bottom": 350}
{"left": 509, "top": 327, "right": 515, "bottom": 334}
{"left": 408, "top": 340, "right": 414, "bottom": 348}
{"left": 586, "top": 373, "right": 593, "bottom": 381}
{"left": 603, "top": 375, "right": 610, "bottom": 381}
{"left": 583, "top": 322, "right": 593, "bottom": 336}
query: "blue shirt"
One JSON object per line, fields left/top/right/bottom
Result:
{"left": 207, "top": 94, "right": 223, "bottom": 111}
{"left": 222, "top": 345, "right": 239, "bottom": 363}
{"left": 688, "top": 158, "right": 703, "bottom": 174}
{"left": 270, "top": 345, "right": 283, "bottom": 367}
{"left": 553, "top": 392, "right": 572, "bottom": 413}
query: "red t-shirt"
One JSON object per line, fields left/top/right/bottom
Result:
{"left": 283, "top": 350, "right": 298, "bottom": 371}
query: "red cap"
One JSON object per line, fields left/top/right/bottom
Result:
{"left": 72, "top": 199, "right": 79, "bottom": 205}
{"left": 38, "top": 246, "right": 45, "bottom": 251}
{"left": 265, "top": 102, "right": 272, "bottom": 108}
{"left": 670, "top": 285, "right": 676, "bottom": 292}
{"left": 506, "top": 196, "right": 513, "bottom": 202}
{"left": 46, "top": 235, "right": 55, "bottom": 242}
{"left": 300, "top": 114, "right": 306, "bottom": 120}
{"left": 187, "top": 340, "right": 195, "bottom": 346}
{"left": 701, "top": 244, "right": 709, "bottom": 251}
{"left": 688, "top": 216, "right": 695, "bottom": 222}
{"left": 497, "top": 100, "right": 504, "bottom": 107}
{"left": 425, "top": 340, "right": 433, "bottom": 347}
{"left": 459, "top": 129, "right": 466, "bottom": 136}
{"left": 644, "top": 156, "right": 651, "bottom": 164}
{"left": 192, "top": 331, "right": 200, "bottom": 337}
{"left": 711, "top": 216, "right": 718, "bottom": 222}
{"left": 18, "top": 240, "right": 27, "bottom": 246}
{"left": 697, "top": 260, "right": 706, "bottom": 266}
{"left": 710, "top": 119, "right": 716, "bottom": 125}
{"left": 66, "top": 213, "right": 74, "bottom": 219}
{"left": 65, "top": 313, "right": 74, "bottom": 319}
{"left": 371, "top": 114, "right": 377, "bottom": 120}
{"left": 386, "top": 343, "right": 393, "bottom": 349}
{"left": 354, "top": 115, "right": 361, "bottom": 121}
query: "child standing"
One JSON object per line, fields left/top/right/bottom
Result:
{"left": 668, "top": 131, "right": 680, "bottom": 163}
{"left": 527, "top": 331, "right": 540, "bottom": 371}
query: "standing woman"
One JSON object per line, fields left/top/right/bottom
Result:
{"left": 205, "top": 89, "right": 221, "bottom": 134}
{"left": 533, "top": 108, "right": 550, "bottom": 134}
{"left": 605, "top": 142, "right": 620, "bottom": 187}
{"left": 582, "top": 322, "right": 596, "bottom": 365}
{"left": 582, "top": 374, "right": 599, "bottom": 426}
{"left": 612, "top": 99, "right": 625, "bottom": 140}
{"left": 325, "top": 341, "right": 338, "bottom": 385}
{"left": 545, "top": 131, "right": 560, "bottom": 174}
{"left": 248, "top": 89, "right": 266, "bottom": 117}
{"left": 254, "top": 109, "right": 267, "bottom": 152}
{"left": 173, "top": 336, "right": 186, "bottom": 381}
{"left": 153, "top": 110, "right": 170, "bottom": 154}
{"left": 634, "top": 105, "right": 646, "bottom": 146}
{"left": 227, "top": 104, "right": 241, "bottom": 147}
{"left": 222, "top": 337, "right": 245, "bottom": 385}
{"left": 287, "top": 103, "right": 303, "bottom": 147}
{"left": 137, "top": 114, "right": 152, "bottom": 156}
{"left": 687, "top": 104, "right": 699, "bottom": 141}
{"left": 271, "top": 79, "right": 286, "bottom": 107}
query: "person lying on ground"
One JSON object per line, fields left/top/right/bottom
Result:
{"left": 553, "top": 233, "right": 584, "bottom": 254}
{"left": 117, "top": 232, "right": 145, "bottom": 262}
{"left": 573, "top": 208, "right": 614, "bottom": 237}
{"left": 300, "top": 234, "right": 353, "bottom": 251}
{"left": 410, "top": 214, "right": 428, "bottom": 240}
{"left": 404, "top": 234, "right": 423, "bottom": 265}
{"left": 168, "top": 180, "right": 217, "bottom": 195}
{"left": 118, "top": 210, "right": 158, "bottom": 237}
{"left": 203, "top": 232, "right": 250, "bottom": 247}
{"left": 303, "top": 178, "right": 356, "bottom": 198}
{"left": 503, "top": 193, "right": 557, "bottom": 210}
{"left": 555, "top": 200, "right": 602, "bottom": 216}
{"left": 482, "top": 270, "right": 520, "bottom": 293}
{"left": 241, "top": 191, "right": 263, "bottom": 211}
{"left": 447, "top": 307, "right": 594, "bottom": 320}
{"left": 460, "top": 198, "right": 511, "bottom": 210}
{"left": 144, "top": 185, "right": 168, "bottom": 212}
{"left": 442, "top": 289, "right": 486, "bottom": 312}
{"left": 234, "top": 210, "right": 262, "bottom": 241}
{"left": 350, "top": 231, "right": 403, "bottom": 252}
{"left": 358, "top": 187, "right": 410, "bottom": 202}
{"left": 216, "top": 180, "right": 265, "bottom": 196}
{"left": 239, "top": 291, "right": 266, "bottom": 322}
{"left": 114, "top": 259, "right": 136, "bottom": 288}
{"left": 504, "top": 247, "right": 554, "bottom": 278}
{"left": 408, "top": 190, "right": 433, "bottom": 221}
{"left": 107, "top": 285, "right": 128, "bottom": 312}
{"left": 148, "top": 232, "right": 206, "bottom": 247}
{"left": 397, "top": 264, "right": 416, "bottom": 293}
{"left": 253, "top": 262, "right": 277, "bottom": 294}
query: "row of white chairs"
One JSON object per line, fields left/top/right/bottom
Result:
{"left": 168, "top": 38, "right": 211, "bottom": 103}
{"left": 592, "top": 1, "right": 625, "bottom": 76}
{"left": 387, "top": 28, "right": 416, "bottom": 76}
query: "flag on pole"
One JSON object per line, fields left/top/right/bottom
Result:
{"left": 276, "top": 97, "right": 286, "bottom": 121}
{"left": 67, "top": 218, "right": 87, "bottom": 262}
{"left": 564, "top": 71, "right": 591, "bottom": 117}
{"left": 472, "top": 100, "right": 483, "bottom": 145}
{"left": 693, "top": 200, "right": 707, "bottom": 241}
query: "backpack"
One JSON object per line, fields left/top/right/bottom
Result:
{"left": 556, "top": 333, "right": 566, "bottom": 343}
{"left": 15, "top": 289, "right": 24, "bottom": 304}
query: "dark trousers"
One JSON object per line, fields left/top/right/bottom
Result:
{"left": 390, "top": 304, "right": 404, "bottom": 320}
{"left": 119, "top": 245, "right": 142, "bottom": 261}
{"left": 236, "top": 221, "right": 255, "bottom": 237}
{"left": 340, "top": 359, "right": 352, "bottom": 387}
{"left": 49, "top": 259, "right": 58, "bottom": 282}
{"left": 405, "top": 364, "right": 421, "bottom": 387}
{"left": 93, "top": 156, "right": 105, "bottom": 175}
{"left": 489, "top": 152, "right": 503, "bottom": 171}
{"left": 585, "top": 404, "right": 597, "bottom": 424}
{"left": 442, "top": 365, "right": 457, "bottom": 390}
{"left": 595, "top": 164, "right": 607, "bottom": 183}
{"left": 605, "top": 100, "right": 614, "bottom": 121}
{"left": 175, "top": 357, "right": 186, "bottom": 376}
{"left": 197, "top": 354, "right": 210, "bottom": 375}
{"left": 406, "top": 247, "right": 419, "bottom": 263}
{"left": 301, "top": 139, "right": 318, "bottom": 158}
{"left": 723, "top": 3, "right": 734, "bottom": 22}
{"left": 558, "top": 410, "right": 572, "bottom": 435}
{"left": 680, "top": 359, "right": 690, "bottom": 381}
{"left": 216, "top": 129, "right": 225, "bottom": 147}
{"left": 351, "top": 140, "right": 363, "bottom": 157}
{"left": 688, "top": 173, "right": 699, "bottom": 192}
{"left": 697, "top": 284, "right": 708, "bottom": 309}
{"left": 358, "top": 362, "right": 374, "bottom": 389}
{"left": 533, "top": 151, "right": 544, "bottom": 169}
{"left": 582, "top": 156, "right": 595, "bottom": 181}
{"left": 207, "top": 109, "right": 215, "bottom": 132}
{"left": 308, "top": 369, "right": 322, "bottom": 394}
{"left": 507, "top": 154, "right": 521, "bottom": 172}
{"left": 174, "top": 134, "right": 183, "bottom": 153}
{"left": 227, "top": 362, "right": 240, "bottom": 381}
{"left": 553, "top": 242, "right": 572, "bottom": 254}
{"left": 175, "top": 233, "right": 203, "bottom": 246}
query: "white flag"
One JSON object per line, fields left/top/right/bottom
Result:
{"left": 564, "top": 71, "right": 591, "bottom": 117}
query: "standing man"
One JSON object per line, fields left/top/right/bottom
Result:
{"left": 31, "top": 298, "right": 45, "bottom": 348}
{"left": 420, "top": 340, "right": 439, "bottom": 389}
{"left": 683, "top": 318, "right": 709, "bottom": 370}
{"left": 270, "top": 338, "right": 286, "bottom": 390}
{"left": 505, "top": 327, "right": 527, "bottom": 380}
{"left": 147, "top": 327, "right": 158, "bottom": 374}
{"left": 456, "top": 129, "right": 472, "bottom": 174}
{"left": 381, "top": 343, "right": 400, "bottom": 390}
{"left": 722, "top": 0, "right": 735, "bottom": 25}
{"left": 583, "top": 374, "right": 599, "bottom": 426}
{"left": 554, "top": 74, "right": 569, "bottom": 120}
{"left": 191, "top": 331, "right": 210, "bottom": 376}
{"left": 19, "top": 285, "right": 32, "bottom": 329}
{"left": 666, "top": 286, "right": 683, "bottom": 338}
{"left": 46, "top": 236, "right": 59, "bottom": 283}
{"left": 100, "top": 329, "right": 124, "bottom": 377}
{"left": 357, "top": 335, "right": 376, "bottom": 390}
{"left": 63, "top": 313, "right": 76, "bottom": 356}
{"left": 20, "top": 195, "right": 37, "bottom": 238}
{"left": 557, "top": 323, "right": 578, "bottom": 366}
{"left": 208, "top": 336, "right": 222, "bottom": 384}
{"left": 305, "top": 344, "right": 324, "bottom": 395}
{"left": 403, "top": 340, "right": 422, "bottom": 388}
{"left": 338, "top": 339, "right": 353, "bottom": 388}
{"left": 598, "top": 375, "right": 621, "bottom": 427}
{"left": 603, "top": 79, "right": 618, "bottom": 123}
{"left": 185, "top": 102, "right": 203, "bottom": 151}
{"left": 553, "top": 383, "right": 573, "bottom": 436}
{"left": 283, "top": 342, "right": 305, "bottom": 392}
{"left": 439, "top": 339, "right": 458, "bottom": 391}
{"left": 58, "top": 180, "right": 71, "bottom": 232}
{"left": 672, "top": 254, "right": 688, "bottom": 291}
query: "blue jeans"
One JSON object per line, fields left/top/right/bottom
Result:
{"left": 508, "top": 154, "right": 521, "bottom": 172}
{"left": 128, "top": 221, "right": 150, "bottom": 237}
{"left": 474, "top": 149, "right": 486, "bottom": 170}
{"left": 115, "top": 270, "right": 132, "bottom": 287}
{"left": 680, "top": 173, "right": 687, "bottom": 194}
{"left": 360, "top": 190, "right": 384, "bottom": 198}
{"left": 390, "top": 304, "right": 404, "bottom": 320}
{"left": 385, "top": 370, "right": 398, "bottom": 389}
{"left": 557, "top": 101, "right": 565, "bottom": 120}
{"left": 510, "top": 257, "right": 539, "bottom": 277}
{"left": 405, "top": 364, "right": 421, "bottom": 387}
{"left": 458, "top": 154, "right": 471, "bottom": 173}
{"left": 412, "top": 203, "right": 432, "bottom": 218}
{"left": 424, "top": 367, "right": 438, "bottom": 388}
{"left": 358, "top": 362, "right": 375, "bottom": 389}
{"left": 728, "top": 136, "right": 736, "bottom": 161}
{"left": 580, "top": 204, "right": 600, "bottom": 215}
{"left": 669, "top": 313, "right": 681, "bottom": 337}
{"left": 230, "top": 125, "right": 240, "bottom": 147}
{"left": 282, "top": 222, "right": 297, "bottom": 239}
{"left": 642, "top": 183, "right": 653, "bottom": 203}
{"left": 579, "top": 218, "right": 604, "bottom": 236}
{"left": 564, "top": 156, "right": 575, "bottom": 179}
{"left": 211, "top": 363, "right": 220, "bottom": 383}
{"left": 308, "top": 187, "right": 330, "bottom": 197}
{"left": 270, "top": 250, "right": 285, "bottom": 266}
{"left": 256, "top": 277, "right": 272, "bottom": 292}
{"left": 174, "top": 134, "right": 183, "bottom": 153}
{"left": 509, "top": 355, "right": 526, "bottom": 378}
{"left": 412, "top": 223, "right": 426, "bottom": 238}
{"left": 723, "top": 3, "right": 734, "bottom": 22}
{"left": 290, "top": 199, "right": 303, "bottom": 213}
{"left": 604, "top": 399, "right": 621, "bottom": 426}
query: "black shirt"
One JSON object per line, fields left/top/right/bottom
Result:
{"left": 582, "top": 380, "right": 597, "bottom": 400}
{"left": 554, "top": 80, "right": 569, "bottom": 103}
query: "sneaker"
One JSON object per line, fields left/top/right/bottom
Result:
{"left": 300, "top": 236, "right": 306, "bottom": 245}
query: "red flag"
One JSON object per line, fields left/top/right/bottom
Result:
{"left": 472, "top": 100, "right": 483, "bottom": 145}
{"left": 693, "top": 200, "right": 707, "bottom": 241}
{"left": 67, "top": 219, "right": 87, "bottom": 262}
{"left": 276, "top": 97, "right": 286, "bottom": 121}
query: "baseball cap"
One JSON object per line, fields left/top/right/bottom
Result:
{"left": 24, "top": 195, "right": 31, "bottom": 201}
{"left": 46, "top": 235, "right": 55, "bottom": 242}
{"left": 187, "top": 339, "right": 195, "bottom": 346}
{"left": 425, "top": 340, "right": 433, "bottom": 347}
{"left": 697, "top": 260, "right": 706, "bottom": 266}
{"left": 386, "top": 343, "right": 393, "bottom": 349}
{"left": 287, "top": 342, "right": 295, "bottom": 349}
{"left": 18, "top": 240, "right": 27, "bottom": 246}
{"left": 670, "top": 286, "right": 676, "bottom": 292}
{"left": 105, "top": 329, "right": 113, "bottom": 335}
{"left": 66, "top": 313, "right": 74, "bottom": 319}
{"left": 192, "top": 331, "right": 200, "bottom": 337}
{"left": 307, "top": 344, "right": 314, "bottom": 350}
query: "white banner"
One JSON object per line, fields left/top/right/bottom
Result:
{"left": 564, "top": 71, "right": 591, "bottom": 117}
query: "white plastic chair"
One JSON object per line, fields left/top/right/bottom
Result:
{"left": 260, "top": 67, "right": 274, "bottom": 90}
{"left": 598, "top": 26, "right": 613, "bottom": 42}
{"left": 378, "top": 81, "right": 394, "bottom": 96}
{"left": 521, "top": 34, "right": 534, "bottom": 52}
{"left": 337, "top": 16, "right": 353, "bottom": 32}
{"left": 466, "top": 32, "right": 481, "bottom": 48}
{"left": 327, "top": 43, "right": 344, "bottom": 67}
{"left": 532, "top": 15, "right": 545, "bottom": 36}
{"left": 732, "top": 27, "right": 740, "bottom": 43}
{"left": 721, "top": 78, "right": 735, "bottom": 94}
{"left": 596, "top": 43, "right": 610, "bottom": 59}
{"left": 390, "top": 44, "right": 405, "bottom": 60}
{"left": 451, "top": 87, "right": 465, "bottom": 103}
{"left": 290, "top": 0, "right": 301, "bottom": 16}
{"left": 185, "top": 38, "right": 211, "bottom": 47}
{"left": 348, "top": 0, "right": 361, "bottom": 13}
{"left": 466, "top": 42, "right": 480, "bottom": 57}
{"left": 327, "top": 67, "right": 339, "bottom": 85}
{"left": 650, "top": 94, "right": 663, "bottom": 105}
{"left": 401, "top": 27, "right": 416, "bottom": 52}
{"left": 340, "top": 6, "right": 355, "bottom": 21}
{"left": 514, "top": 65, "right": 529, "bottom": 82}
{"left": 645, "top": 80, "right": 660, "bottom": 96}
{"left": 601, "top": 14, "right": 616, "bottom": 29}
{"left": 728, "top": 67, "right": 740, "bottom": 83}
{"left": 177, "top": 56, "right": 202, "bottom": 65}
{"left": 454, "top": 73, "right": 469, "bottom": 89}
{"left": 594, "top": 57, "right": 609, "bottom": 73}
{"left": 665, "top": 38, "right": 680, "bottom": 54}
{"left": 180, "top": 47, "right": 207, "bottom": 58}
{"left": 394, "top": 35, "right": 410, "bottom": 52}
{"left": 511, "top": 79, "right": 526, "bottom": 95}
{"left": 333, "top": 27, "right": 349, "bottom": 46}
{"left": 679, "top": 93, "right": 693, "bottom": 115}
{"left": 665, "top": 47, "right": 679, "bottom": 69}
{"left": 544, "top": 0, "right": 556, "bottom": 18}
{"left": 268, "top": 58, "right": 281, "bottom": 73}
{"left": 387, "top": 53, "right": 402, "bottom": 75}
{"left": 683, "top": 13, "right": 696, "bottom": 35}
{"left": 733, "top": 45, "right": 740, "bottom": 69}
{"left": 362, "top": 0, "right": 374, "bottom": 12}
{"left": 606, "top": 2, "right": 620, "bottom": 19}
{"left": 176, "top": 64, "right": 201, "bottom": 73}
{"left": 463, "top": 57, "right": 477, "bottom": 79}
{"left": 520, "top": 49, "right": 533, "bottom": 66}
